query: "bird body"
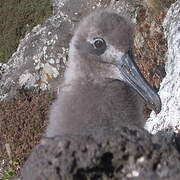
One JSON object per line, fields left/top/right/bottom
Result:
{"left": 46, "top": 9, "right": 161, "bottom": 139}
{"left": 47, "top": 79, "right": 144, "bottom": 138}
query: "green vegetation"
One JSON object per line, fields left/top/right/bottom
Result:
{"left": 0, "top": 160, "right": 19, "bottom": 180}
{"left": 0, "top": 0, "right": 52, "bottom": 63}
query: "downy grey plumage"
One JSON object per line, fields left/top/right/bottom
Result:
{"left": 46, "top": 9, "right": 161, "bottom": 140}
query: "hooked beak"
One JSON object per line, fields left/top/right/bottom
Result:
{"left": 116, "top": 54, "right": 161, "bottom": 114}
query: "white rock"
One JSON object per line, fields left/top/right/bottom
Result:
{"left": 145, "top": 1, "right": 180, "bottom": 134}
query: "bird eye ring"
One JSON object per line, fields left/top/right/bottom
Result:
{"left": 92, "top": 37, "right": 105, "bottom": 49}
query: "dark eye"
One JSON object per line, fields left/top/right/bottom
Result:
{"left": 90, "top": 37, "right": 106, "bottom": 56}
{"left": 93, "top": 38, "right": 106, "bottom": 49}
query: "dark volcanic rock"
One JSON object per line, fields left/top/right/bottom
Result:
{"left": 20, "top": 126, "right": 180, "bottom": 180}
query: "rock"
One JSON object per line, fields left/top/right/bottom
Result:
{"left": 145, "top": 1, "right": 180, "bottom": 134}
{"left": 0, "top": 0, "right": 141, "bottom": 100}
{"left": 20, "top": 126, "right": 180, "bottom": 180}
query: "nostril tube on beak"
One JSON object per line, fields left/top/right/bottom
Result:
{"left": 116, "top": 54, "right": 161, "bottom": 114}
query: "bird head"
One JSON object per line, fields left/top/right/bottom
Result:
{"left": 67, "top": 9, "right": 161, "bottom": 113}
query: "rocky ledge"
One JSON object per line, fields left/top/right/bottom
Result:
{"left": 20, "top": 126, "right": 180, "bottom": 180}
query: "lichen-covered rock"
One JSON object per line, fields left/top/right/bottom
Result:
{"left": 0, "top": 0, "right": 141, "bottom": 100}
{"left": 20, "top": 126, "right": 180, "bottom": 180}
{"left": 145, "top": 1, "right": 180, "bottom": 134}
{"left": 0, "top": 0, "right": 70, "bottom": 99}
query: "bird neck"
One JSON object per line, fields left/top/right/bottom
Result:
{"left": 64, "top": 58, "right": 101, "bottom": 85}
{"left": 57, "top": 78, "right": 144, "bottom": 138}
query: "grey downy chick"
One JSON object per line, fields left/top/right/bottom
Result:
{"left": 46, "top": 9, "right": 161, "bottom": 139}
